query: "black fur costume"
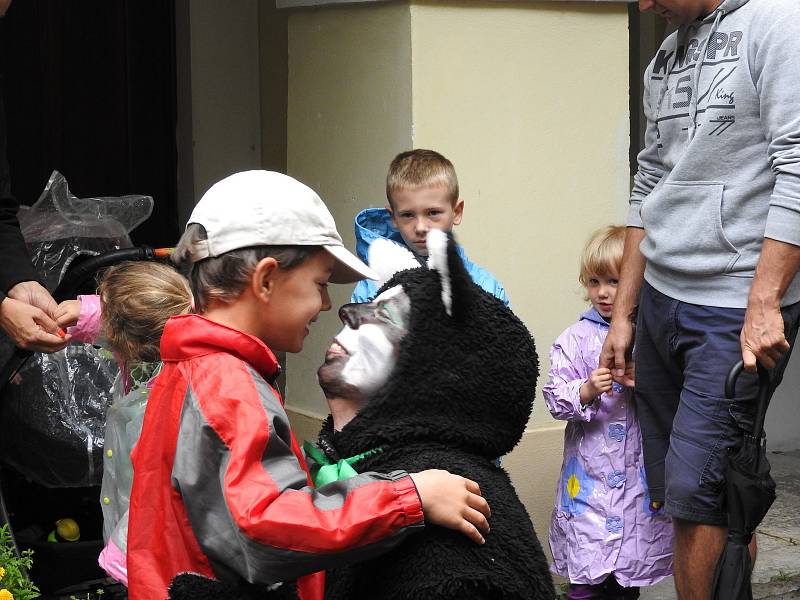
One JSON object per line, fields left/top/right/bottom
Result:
{"left": 168, "top": 574, "right": 298, "bottom": 600}
{"left": 319, "top": 237, "right": 555, "bottom": 600}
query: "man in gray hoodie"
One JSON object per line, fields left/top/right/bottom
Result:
{"left": 601, "top": 1, "right": 800, "bottom": 598}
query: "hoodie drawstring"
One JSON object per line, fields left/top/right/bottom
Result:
{"left": 688, "top": 9, "right": 724, "bottom": 140}
{"left": 657, "top": 8, "right": 725, "bottom": 141}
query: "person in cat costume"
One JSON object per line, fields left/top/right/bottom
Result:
{"left": 169, "top": 230, "right": 554, "bottom": 600}
{"left": 312, "top": 230, "right": 554, "bottom": 600}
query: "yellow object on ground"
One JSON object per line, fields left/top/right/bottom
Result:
{"left": 49, "top": 518, "right": 80, "bottom": 542}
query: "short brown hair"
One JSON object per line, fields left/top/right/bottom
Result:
{"left": 97, "top": 261, "right": 192, "bottom": 364}
{"left": 172, "top": 223, "right": 321, "bottom": 313}
{"left": 386, "top": 149, "right": 459, "bottom": 207}
{"left": 578, "top": 225, "right": 625, "bottom": 289}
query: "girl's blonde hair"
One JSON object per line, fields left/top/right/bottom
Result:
{"left": 579, "top": 225, "right": 626, "bottom": 288}
{"left": 97, "top": 261, "right": 192, "bottom": 364}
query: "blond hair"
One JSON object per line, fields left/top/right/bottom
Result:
{"left": 97, "top": 261, "right": 192, "bottom": 364}
{"left": 579, "top": 225, "right": 625, "bottom": 289}
{"left": 386, "top": 149, "right": 459, "bottom": 207}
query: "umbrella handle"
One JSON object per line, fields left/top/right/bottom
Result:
{"left": 724, "top": 360, "right": 771, "bottom": 438}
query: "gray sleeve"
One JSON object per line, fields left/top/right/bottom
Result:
{"left": 754, "top": 8, "right": 800, "bottom": 247}
{"left": 629, "top": 60, "right": 665, "bottom": 229}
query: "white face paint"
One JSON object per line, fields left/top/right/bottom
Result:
{"left": 340, "top": 285, "right": 409, "bottom": 394}
{"left": 320, "top": 285, "right": 410, "bottom": 400}
{"left": 337, "top": 324, "right": 396, "bottom": 394}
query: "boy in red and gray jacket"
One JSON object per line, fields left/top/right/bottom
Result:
{"left": 127, "top": 170, "right": 490, "bottom": 600}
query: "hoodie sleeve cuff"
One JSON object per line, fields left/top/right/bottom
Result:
{"left": 764, "top": 200, "right": 800, "bottom": 248}
{"left": 626, "top": 200, "right": 644, "bottom": 229}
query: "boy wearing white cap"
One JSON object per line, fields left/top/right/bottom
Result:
{"left": 126, "top": 171, "right": 490, "bottom": 600}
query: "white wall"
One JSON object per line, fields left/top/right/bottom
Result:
{"left": 285, "top": 3, "right": 413, "bottom": 417}
{"left": 767, "top": 350, "right": 800, "bottom": 451}
{"left": 285, "top": 0, "right": 632, "bottom": 557}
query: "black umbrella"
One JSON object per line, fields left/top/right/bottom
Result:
{"left": 711, "top": 361, "right": 775, "bottom": 600}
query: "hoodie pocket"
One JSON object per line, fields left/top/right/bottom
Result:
{"left": 640, "top": 181, "right": 740, "bottom": 276}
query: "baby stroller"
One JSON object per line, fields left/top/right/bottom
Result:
{"left": 0, "top": 172, "right": 167, "bottom": 599}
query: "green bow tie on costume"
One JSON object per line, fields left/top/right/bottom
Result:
{"left": 302, "top": 441, "right": 382, "bottom": 487}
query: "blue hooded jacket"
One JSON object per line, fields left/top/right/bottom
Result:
{"left": 350, "top": 207, "right": 509, "bottom": 306}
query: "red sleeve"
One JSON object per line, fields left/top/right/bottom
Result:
{"left": 171, "top": 356, "right": 423, "bottom": 585}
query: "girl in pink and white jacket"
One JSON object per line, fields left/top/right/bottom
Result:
{"left": 56, "top": 261, "right": 192, "bottom": 587}
{"left": 542, "top": 226, "right": 672, "bottom": 600}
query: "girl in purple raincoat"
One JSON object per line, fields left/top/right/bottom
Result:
{"left": 543, "top": 226, "right": 672, "bottom": 599}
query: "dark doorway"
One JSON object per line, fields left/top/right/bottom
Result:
{"left": 628, "top": 5, "right": 669, "bottom": 177}
{"left": 1, "top": 0, "right": 179, "bottom": 246}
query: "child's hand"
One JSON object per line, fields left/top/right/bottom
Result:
{"left": 580, "top": 367, "right": 613, "bottom": 404}
{"left": 409, "top": 469, "right": 491, "bottom": 545}
{"left": 55, "top": 299, "right": 82, "bottom": 329}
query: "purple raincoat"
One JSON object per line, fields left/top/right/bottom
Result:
{"left": 543, "top": 308, "right": 673, "bottom": 587}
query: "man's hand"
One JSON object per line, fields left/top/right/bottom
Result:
{"left": 580, "top": 368, "right": 613, "bottom": 404}
{"left": 599, "top": 227, "right": 645, "bottom": 387}
{"left": 410, "top": 469, "right": 491, "bottom": 545}
{"left": 599, "top": 318, "right": 636, "bottom": 387}
{"left": 0, "top": 296, "right": 69, "bottom": 352}
{"left": 741, "top": 238, "right": 800, "bottom": 372}
{"left": 741, "top": 298, "right": 789, "bottom": 372}
{"left": 7, "top": 280, "right": 59, "bottom": 319}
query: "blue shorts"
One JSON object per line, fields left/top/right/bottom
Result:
{"left": 633, "top": 282, "right": 800, "bottom": 525}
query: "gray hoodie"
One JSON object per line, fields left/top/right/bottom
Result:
{"left": 628, "top": 0, "right": 800, "bottom": 308}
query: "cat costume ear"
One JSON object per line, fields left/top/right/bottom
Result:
{"left": 367, "top": 237, "right": 419, "bottom": 290}
{"left": 427, "top": 229, "right": 473, "bottom": 321}
{"left": 424, "top": 229, "right": 452, "bottom": 315}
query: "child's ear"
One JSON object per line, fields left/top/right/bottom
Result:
{"left": 251, "top": 257, "right": 280, "bottom": 302}
{"left": 385, "top": 203, "right": 397, "bottom": 227}
{"left": 452, "top": 198, "right": 464, "bottom": 226}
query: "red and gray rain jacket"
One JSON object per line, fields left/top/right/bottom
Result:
{"left": 127, "top": 314, "right": 424, "bottom": 600}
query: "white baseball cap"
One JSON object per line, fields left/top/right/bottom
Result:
{"left": 186, "top": 170, "right": 377, "bottom": 284}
